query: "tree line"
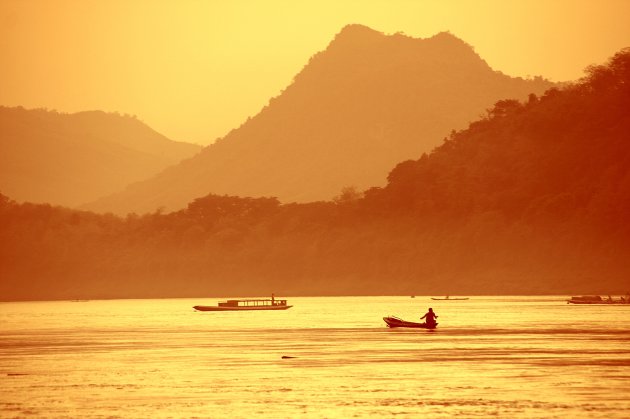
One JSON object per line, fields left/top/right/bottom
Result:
{"left": 1, "top": 48, "right": 629, "bottom": 300}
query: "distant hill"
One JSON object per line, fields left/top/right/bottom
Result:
{"left": 86, "top": 24, "right": 554, "bottom": 215}
{"left": 1, "top": 48, "right": 628, "bottom": 300}
{"left": 0, "top": 107, "right": 201, "bottom": 207}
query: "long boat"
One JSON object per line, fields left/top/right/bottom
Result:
{"left": 567, "top": 295, "right": 629, "bottom": 305}
{"left": 431, "top": 296, "right": 469, "bottom": 301}
{"left": 383, "top": 316, "right": 437, "bottom": 329}
{"left": 193, "top": 297, "right": 292, "bottom": 311}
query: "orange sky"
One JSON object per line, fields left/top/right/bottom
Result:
{"left": 1, "top": 0, "right": 629, "bottom": 145}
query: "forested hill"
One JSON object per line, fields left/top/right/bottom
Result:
{"left": 372, "top": 47, "right": 630, "bottom": 231}
{"left": 1, "top": 48, "right": 628, "bottom": 301}
{"left": 0, "top": 107, "right": 201, "bottom": 207}
{"left": 84, "top": 24, "right": 553, "bottom": 215}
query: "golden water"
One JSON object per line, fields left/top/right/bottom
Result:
{"left": 2, "top": 297, "right": 629, "bottom": 418}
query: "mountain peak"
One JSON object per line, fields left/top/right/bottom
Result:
{"left": 85, "top": 27, "right": 554, "bottom": 214}
{"left": 336, "top": 23, "right": 382, "bottom": 37}
{"left": 322, "top": 25, "right": 481, "bottom": 67}
{"left": 428, "top": 31, "right": 472, "bottom": 48}
{"left": 292, "top": 25, "right": 492, "bottom": 91}
{"left": 328, "top": 24, "right": 384, "bottom": 49}
{"left": 430, "top": 30, "right": 464, "bottom": 41}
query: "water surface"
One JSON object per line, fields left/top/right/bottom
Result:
{"left": 2, "top": 296, "right": 630, "bottom": 418}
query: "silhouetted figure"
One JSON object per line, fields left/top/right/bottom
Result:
{"left": 271, "top": 293, "right": 275, "bottom": 305}
{"left": 421, "top": 308, "right": 438, "bottom": 327}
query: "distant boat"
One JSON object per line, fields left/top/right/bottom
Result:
{"left": 383, "top": 316, "right": 437, "bottom": 329}
{"left": 567, "top": 295, "right": 629, "bottom": 305}
{"left": 431, "top": 296, "right": 469, "bottom": 301}
{"left": 193, "top": 296, "right": 292, "bottom": 311}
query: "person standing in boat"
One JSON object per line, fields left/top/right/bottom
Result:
{"left": 421, "top": 308, "right": 438, "bottom": 327}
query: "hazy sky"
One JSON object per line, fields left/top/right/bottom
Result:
{"left": 1, "top": 0, "right": 629, "bottom": 145}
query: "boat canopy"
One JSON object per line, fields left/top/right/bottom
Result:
{"left": 218, "top": 298, "right": 288, "bottom": 307}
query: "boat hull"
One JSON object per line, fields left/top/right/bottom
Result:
{"left": 383, "top": 316, "right": 437, "bottom": 329}
{"left": 431, "top": 298, "right": 469, "bottom": 300}
{"left": 193, "top": 305, "right": 293, "bottom": 311}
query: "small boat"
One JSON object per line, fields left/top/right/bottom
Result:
{"left": 194, "top": 296, "right": 292, "bottom": 311}
{"left": 431, "top": 296, "right": 469, "bottom": 301}
{"left": 383, "top": 316, "right": 437, "bottom": 329}
{"left": 567, "top": 295, "right": 629, "bottom": 305}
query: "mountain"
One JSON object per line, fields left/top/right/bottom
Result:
{"left": 86, "top": 25, "right": 554, "bottom": 215}
{"left": 0, "top": 107, "right": 201, "bottom": 207}
{"left": 1, "top": 47, "right": 628, "bottom": 300}
{"left": 356, "top": 48, "right": 630, "bottom": 293}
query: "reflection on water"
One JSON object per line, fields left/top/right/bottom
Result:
{"left": 1, "top": 297, "right": 630, "bottom": 418}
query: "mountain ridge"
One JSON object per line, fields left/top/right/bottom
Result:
{"left": 0, "top": 106, "right": 201, "bottom": 207}
{"left": 1, "top": 47, "right": 628, "bottom": 300}
{"left": 84, "top": 25, "right": 554, "bottom": 215}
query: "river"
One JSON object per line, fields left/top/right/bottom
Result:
{"left": 1, "top": 296, "right": 629, "bottom": 418}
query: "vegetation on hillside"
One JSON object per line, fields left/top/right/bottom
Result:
{"left": 1, "top": 48, "right": 628, "bottom": 300}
